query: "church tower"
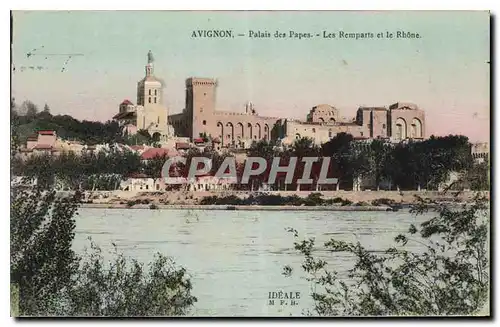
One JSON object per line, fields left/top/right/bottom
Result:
{"left": 136, "top": 50, "right": 163, "bottom": 107}
{"left": 135, "top": 50, "right": 173, "bottom": 140}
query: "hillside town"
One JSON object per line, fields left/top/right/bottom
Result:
{"left": 11, "top": 51, "right": 490, "bottom": 204}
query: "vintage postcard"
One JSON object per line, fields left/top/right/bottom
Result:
{"left": 10, "top": 11, "right": 490, "bottom": 318}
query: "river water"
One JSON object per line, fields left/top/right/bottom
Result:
{"left": 73, "top": 208, "right": 434, "bottom": 317}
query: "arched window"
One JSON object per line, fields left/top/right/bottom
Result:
{"left": 395, "top": 118, "right": 407, "bottom": 140}
{"left": 411, "top": 118, "right": 422, "bottom": 138}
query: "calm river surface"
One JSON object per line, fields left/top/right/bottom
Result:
{"left": 73, "top": 208, "right": 434, "bottom": 317}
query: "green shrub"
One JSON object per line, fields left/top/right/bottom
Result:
{"left": 60, "top": 242, "right": 197, "bottom": 316}
{"left": 371, "top": 198, "right": 396, "bottom": 206}
{"left": 284, "top": 193, "right": 489, "bottom": 316}
{"left": 341, "top": 199, "right": 353, "bottom": 206}
{"left": 302, "top": 193, "right": 324, "bottom": 206}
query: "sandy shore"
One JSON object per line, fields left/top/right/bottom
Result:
{"left": 79, "top": 190, "right": 488, "bottom": 212}
{"left": 80, "top": 203, "right": 394, "bottom": 211}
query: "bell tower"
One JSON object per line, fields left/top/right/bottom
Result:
{"left": 136, "top": 50, "right": 163, "bottom": 107}
{"left": 134, "top": 50, "right": 173, "bottom": 138}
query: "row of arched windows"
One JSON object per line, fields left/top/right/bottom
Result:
{"left": 217, "top": 121, "right": 270, "bottom": 145}
{"left": 394, "top": 117, "right": 423, "bottom": 140}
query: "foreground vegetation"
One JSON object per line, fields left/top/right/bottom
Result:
{"left": 10, "top": 186, "right": 197, "bottom": 317}
{"left": 283, "top": 192, "right": 490, "bottom": 316}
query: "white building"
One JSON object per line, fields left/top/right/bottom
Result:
{"left": 187, "top": 175, "right": 236, "bottom": 192}
{"left": 120, "top": 173, "right": 163, "bottom": 192}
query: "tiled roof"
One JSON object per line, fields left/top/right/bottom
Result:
{"left": 113, "top": 111, "right": 136, "bottom": 120}
{"left": 193, "top": 138, "right": 205, "bottom": 143}
{"left": 167, "top": 149, "right": 179, "bottom": 157}
{"left": 121, "top": 99, "right": 133, "bottom": 105}
{"left": 130, "top": 145, "right": 145, "bottom": 151}
{"left": 141, "top": 147, "right": 169, "bottom": 160}
{"left": 38, "top": 130, "right": 55, "bottom": 135}
{"left": 176, "top": 142, "right": 191, "bottom": 150}
{"left": 196, "top": 173, "right": 215, "bottom": 177}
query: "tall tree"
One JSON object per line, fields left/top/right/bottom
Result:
{"left": 11, "top": 186, "right": 81, "bottom": 315}
{"left": 143, "top": 154, "right": 168, "bottom": 185}
{"left": 321, "top": 133, "right": 354, "bottom": 190}
{"left": 290, "top": 137, "right": 320, "bottom": 191}
{"left": 22, "top": 100, "right": 39, "bottom": 118}
{"left": 11, "top": 183, "right": 198, "bottom": 316}
{"left": 348, "top": 142, "right": 372, "bottom": 191}
{"left": 368, "top": 139, "right": 391, "bottom": 191}
{"left": 246, "top": 139, "right": 279, "bottom": 191}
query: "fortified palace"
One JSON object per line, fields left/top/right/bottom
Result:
{"left": 113, "top": 51, "right": 426, "bottom": 148}
{"left": 15, "top": 51, "right": 489, "bottom": 193}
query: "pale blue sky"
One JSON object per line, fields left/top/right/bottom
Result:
{"left": 12, "top": 11, "right": 490, "bottom": 141}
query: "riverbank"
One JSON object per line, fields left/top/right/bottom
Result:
{"left": 84, "top": 190, "right": 489, "bottom": 207}
{"left": 80, "top": 203, "right": 395, "bottom": 211}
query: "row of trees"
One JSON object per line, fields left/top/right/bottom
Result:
{"left": 243, "top": 133, "right": 486, "bottom": 191}
{"left": 12, "top": 146, "right": 147, "bottom": 190}
{"left": 143, "top": 132, "right": 486, "bottom": 192}
{"left": 12, "top": 133, "right": 488, "bottom": 192}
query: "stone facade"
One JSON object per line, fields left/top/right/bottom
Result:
{"left": 277, "top": 103, "right": 425, "bottom": 145}
{"left": 169, "top": 78, "right": 426, "bottom": 147}
{"left": 109, "top": 52, "right": 428, "bottom": 148}
{"left": 169, "top": 78, "right": 281, "bottom": 148}
{"left": 388, "top": 102, "right": 425, "bottom": 140}
{"left": 113, "top": 51, "right": 174, "bottom": 141}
